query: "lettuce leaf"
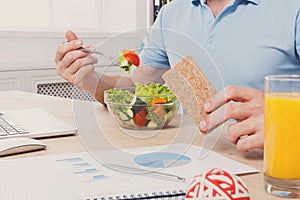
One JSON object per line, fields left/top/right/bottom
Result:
{"left": 134, "top": 83, "right": 176, "bottom": 103}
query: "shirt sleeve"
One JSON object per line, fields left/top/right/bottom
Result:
{"left": 139, "top": 6, "right": 170, "bottom": 69}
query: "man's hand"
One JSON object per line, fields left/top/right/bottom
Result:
{"left": 55, "top": 30, "right": 99, "bottom": 94}
{"left": 199, "top": 85, "right": 264, "bottom": 152}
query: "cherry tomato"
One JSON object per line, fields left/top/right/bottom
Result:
{"left": 123, "top": 52, "right": 140, "bottom": 67}
{"left": 133, "top": 109, "right": 148, "bottom": 127}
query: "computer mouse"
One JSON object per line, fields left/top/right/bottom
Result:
{"left": 0, "top": 137, "right": 47, "bottom": 157}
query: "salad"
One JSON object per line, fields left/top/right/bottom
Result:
{"left": 105, "top": 83, "right": 178, "bottom": 130}
{"left": 117, "top": 50, "right": 140, "bottom": 72}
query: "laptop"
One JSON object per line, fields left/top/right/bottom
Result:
{"left": 0, "top": 108, "right": 77, "bottom": 139}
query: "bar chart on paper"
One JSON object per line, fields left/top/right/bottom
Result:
{"left": 56, "top": 156, "right": 107, "bottom": 182}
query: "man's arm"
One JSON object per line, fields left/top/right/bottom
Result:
{"left": 55, "top": 30, "right": 168, "bottom": 104}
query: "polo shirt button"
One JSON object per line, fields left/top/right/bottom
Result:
{"left": 207, "top": 37, "right": 214, "bottom": 44}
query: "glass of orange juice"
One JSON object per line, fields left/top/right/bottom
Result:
{"left": 264, "top": 75, "right": 300, "bottom": 198}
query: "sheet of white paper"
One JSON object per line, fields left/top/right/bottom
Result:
{"left": 0, "top": 143, "right": 258, "bottom": 200}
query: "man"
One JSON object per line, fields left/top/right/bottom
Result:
{"left": 55, "top": 0, "right": 300, "bottom": 152}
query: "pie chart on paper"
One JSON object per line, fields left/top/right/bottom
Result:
{"left": 134, "top": 152, "right": 191, "bottom": 168}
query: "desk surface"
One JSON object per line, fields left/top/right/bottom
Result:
{"left": 0, "top": 90, "right": 282, "bottom": 200}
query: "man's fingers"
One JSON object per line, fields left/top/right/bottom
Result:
{"left": 206, "top": 85, "right": 263, "bottom": 112}
{"left": 55, "top": 30, "right": 82, "bottom": 63}
{"left": 200, "top": 102, "right": 254, "bottom": 132}
{"left": 226, "top": 117, "right": 263, "bottom": 144}
{"left": 66, "top": 30, "right": 78, "bottom": 41}
{"left": 55, "top": 40, "right": 83, "bottom": 63}
{"left": 66, "top": 56, "right": 98, "bottom": 76}
{"left": 62, "top": 49, "right": 88, "bottom": 68}
{"left": 236, "top": 131, "right": 264, "bottom": 152}
{"left": 200, "top": 85, "right": 264, "bottom": 152}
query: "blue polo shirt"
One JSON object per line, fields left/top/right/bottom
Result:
{"left": 140, "top": 0, "right": 300, "bottom": 90}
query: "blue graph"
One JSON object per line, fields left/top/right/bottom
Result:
{"left": 56, "top": 157, "right": 107, "bottom": 182}
{"left": 134, "top": 152, "right": 191, "bottom": 168}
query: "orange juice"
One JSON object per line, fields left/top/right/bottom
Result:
{"left": 264, "top": 93, "right": 300, "bottom": 179}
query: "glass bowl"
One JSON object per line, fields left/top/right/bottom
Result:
{"left": 104, "top": 87, "right": 178, "bottom": 130}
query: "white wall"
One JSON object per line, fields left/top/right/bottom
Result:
{"left": 0, "top": 0, "right": 153, "bottom": 71}
{"left": 0, "top": 32, "right": 145, "bottom": 71}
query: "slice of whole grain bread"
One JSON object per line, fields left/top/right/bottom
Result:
{"left": 162, "top": 55, "right": 217, "bottom": 134}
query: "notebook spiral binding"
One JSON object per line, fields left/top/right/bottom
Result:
{"left": 84, "top": 189, "right": 186, "bottom": 200}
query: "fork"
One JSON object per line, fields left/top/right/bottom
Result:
{"left": 78, "top": 47, "right": 119, "bottom": 65}
{"left": 62, "top": 40, "right": 119, "bottom": 65}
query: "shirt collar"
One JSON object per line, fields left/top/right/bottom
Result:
{"left": 191, "top": 0, "right": 261, "bottom": 7}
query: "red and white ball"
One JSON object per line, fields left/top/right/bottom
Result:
{"left": 185, "top": 168, "right": 250, "bottom": 200}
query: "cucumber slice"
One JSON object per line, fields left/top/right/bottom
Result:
{"left": 164, "top": 111, "right": 174, "bottom": 121}
{"left": 147, "top": 121, "right": 158, "bottom": 129}
{"left": 127, "top": 109, "right": 134, "bottom": 118}
{"left": 120, "top": 58, "right": 130, "bottom": 66}
{"left": 123, "top": 119, "right": 135, "bottom": 128}
{"left": 120, "top": 59, "right": 132, "bottom": 72}
{"left": 119, "top": 112, "right": 130, "bottom": 121}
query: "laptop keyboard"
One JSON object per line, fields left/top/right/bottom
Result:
{"left": 0, "top": 113, "right": 29, "bottom": 137}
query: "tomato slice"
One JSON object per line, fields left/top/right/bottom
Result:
{"left": 123, "top": 52, "right": 140, "bottom": 67}
{"left": 133, "top": 109, "right": 148, "bottom": 127}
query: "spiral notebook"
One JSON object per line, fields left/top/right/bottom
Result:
{"left": 0, "top": 144, "right": 258, "bottom": 200}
